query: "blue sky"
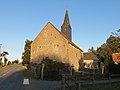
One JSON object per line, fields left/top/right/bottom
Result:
{"left": 0, "top": 0, "right": 120, "bottom": 61}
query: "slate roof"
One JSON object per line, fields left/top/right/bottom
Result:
{"left": 62, "top": 10, "right": 71, "bottom": 29}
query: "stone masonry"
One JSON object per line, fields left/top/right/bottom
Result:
{"left": 31, "top": 10, "right": 83, "bottom": 70}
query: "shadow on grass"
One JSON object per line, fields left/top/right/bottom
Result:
{"left": 54, "top": 82, "right": 120, "bottom": 90}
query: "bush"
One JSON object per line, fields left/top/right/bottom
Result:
{"left": 109, "top": 63, "right": 120, "bottom": 74}
{"left": 29, "top": 57, "right": 71, "bottom": 80}
{"left": 40, "top": 57, "right": 66, "bottom": 80}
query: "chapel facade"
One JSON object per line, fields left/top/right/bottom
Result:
{"left": 31, "top": 10, "right": 83, "bottom": 70}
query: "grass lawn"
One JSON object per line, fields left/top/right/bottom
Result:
{"left": 0, "top": 64, "right": 26, "bottom": 71}
{"left": 23, "top": 69, "right": 33, "bottom": 78}
{"left": 0, "top": 65, "right": 11, "bottom": 71}
{"left": 23, "top": 68, "right": 39, "bottom": 79}
{"left": 55, "top": 82, "right": 120, "bottom": 90}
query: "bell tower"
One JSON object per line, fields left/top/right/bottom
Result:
{"left": 61, "top": 10, "right": 72, "bottom": 41}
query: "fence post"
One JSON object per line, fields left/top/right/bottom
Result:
{"left": 109, "top": 73, "right": 111, "bottom": 80}
{"left": 92, "top": 63, "right": 95, "bottom": 81}
{"left": 102, "top": 66, "right": 105, "bottom": 74}
{"left": 62, "top": 74, "right": 65, "bottom": 90}
{"left": 41, "top": 64, "right": 44, "bottom": 80}
{"left": 76, "top": 82, "right": 80, "bottom": 90}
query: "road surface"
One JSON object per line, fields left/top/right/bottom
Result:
{"left": 0, "top": 65, "right": 61, "bottom": 90}
{"left": 0, "top": 65, "right": 25, "bottom": 90}
{"left": 1, "top": 65, "right": 120, "bottom": 90}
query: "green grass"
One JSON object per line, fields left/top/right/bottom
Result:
{"left": 0, "top": 64, "right": 13, "bottom": 71}
{"left": 23, "top": 68, "right": 39, "bottom": 79}
{"left": 55, "top": 82, "right": 120, "bottom": 90}
{"left": 0, "top": 65, "right": 8, "bottom": 70}
{"left": 81, "top": 83, "right": 120, "bottom": 90}
{"left": 23, "top": 69, "right": 32, "bottom": 78}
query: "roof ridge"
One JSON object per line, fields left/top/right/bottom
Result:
{"left": 32, "top": 22, "right": 83, "bottom": 52}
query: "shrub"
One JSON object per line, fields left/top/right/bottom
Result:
{"left": 40, "top": 57, "right": 66, "bottom": 80}
{"left": 109, "top": 63, "right": 120, "bottom": 74}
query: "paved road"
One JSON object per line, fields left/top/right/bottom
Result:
{"left": 0, "top": 65, "right": 62, "bottom": 90}
{"left": 0, "top": 65, "right": 25, "bottom": 90}
{"left": 2, "top": 65, "right": 120, "bottom": 90}
{"left": 25, "top": 80, "right": 61, "bottom": 90}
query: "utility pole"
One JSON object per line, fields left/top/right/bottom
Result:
{"left": 0, "top": 44, "right": 2, "bottom": 54}
{"left": 0, "top": 44, "right": 2, "bottom": 65}
{"left": 0, "top": 44, "right": 2, "bottom": 57}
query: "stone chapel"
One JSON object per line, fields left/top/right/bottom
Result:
{"left": 31, "top": 10, "right": 83, "bottom": 70}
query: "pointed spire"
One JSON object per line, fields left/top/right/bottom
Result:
{"left": 62, "top": 10, "right": 71, "bottom": 28}
{"left": 61, "top": 10, "right": 72, "bottom": 41}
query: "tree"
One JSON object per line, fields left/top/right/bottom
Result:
{"left": 111, "top": 29, "right": 120, "bottom": 38}
{"left": 0, "top": 58, "right": 2, "bottom": 65}
{"left": 97, "top": 43, "right": 112, "bottom": 65}
{"left": 8, "top": 61, "right": 11, "bottom": 65}
{"left": 88, "top": 46, "right": 97, "bottom": 55}
{"left": 1, "top": 51, "right": 8, "bottom": 65}
{"left": 90, "top": 30, "right": 120, "bottom": 65}
{"left": 88, "top": 30, "right": 120, "bottom": 73}
{"left": 12, "top": 59, "right": 19, "bottom": 64}
{"left": 22, "top": 40, "right": 32, "bottom": 65}
{"left": 15, "top": 59, "right": 19, "bottom": 64}
{"left": 106, "top": 35, "right": 120, "bottom": 53}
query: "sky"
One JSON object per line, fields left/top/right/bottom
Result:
{"left": 0, "top": 0, "right": 120, "bottom": 62}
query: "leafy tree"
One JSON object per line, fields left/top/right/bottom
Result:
{"left": 89, "top": 30, "right": 120, "bottom": 65}
{"left": 97, "top": 43, "right": 112, "bottom": 65}
{"left": 0, "top": 51, "right": 9, "bottom": 65}
{"left": 0, "top": 58, "right": 2, "bottom": 65}
{"left": 111, "top": 29, "right": 120, "bottom": 38}
{"left": 106, "top": 35, "right": 120, "bottom": 53}
{"left": 8, "top": 61, "right": 11, "bottom": 65}
{"left": 22, "top": 40, "right": 32, "bottom": 65}
{"left": 88, "top": 46, "right": 97, "bottom": 55}
{"left": 12, "top": 61, "right": 15, "bottom": 64}
{"left": 15, "top": 59, "right": 19, "bottom": 64}
{"left": 12, "top": 59, "right": 19, "bottom": 64}
{"left": 4, "top": 57, "right": 8, "bottom": 65}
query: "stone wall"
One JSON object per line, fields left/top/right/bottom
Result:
{"left": 31, "top": 22, "right": 69, "bottom": 63}
{"left": 68, "top": 44, "right": 82, "bottom": 70}
{"left": 31, "top": 22, "right": 83, "bottom": 71}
